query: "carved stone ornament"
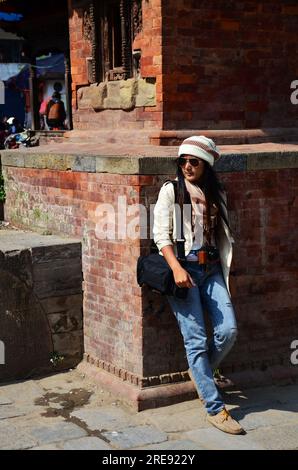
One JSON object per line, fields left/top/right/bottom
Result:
{"left": 132, "top": 0, "right": 142, "bottom": 40}
{"left": 77, "top": 77, "right": 156, "bottom": 111}
{"left": 83, "top": 6, "right": 93, "bottom": 41}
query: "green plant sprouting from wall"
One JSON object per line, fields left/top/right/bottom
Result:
{"left": 49, "top": 351, "right": 65, "bottom": 367}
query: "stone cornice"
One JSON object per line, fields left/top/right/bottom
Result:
{"left": 1, "top": 148, "right": 298, "bottom": 174}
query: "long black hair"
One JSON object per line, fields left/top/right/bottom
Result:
{"left": 176, "top": 161, "right": 232, "bottom": 235}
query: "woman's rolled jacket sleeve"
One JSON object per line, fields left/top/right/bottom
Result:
{"left": 153, "top": 183, "right": 175, "bottom": 251}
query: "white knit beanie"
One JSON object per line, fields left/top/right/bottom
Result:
{"left": 178, "top": 135, "right": 220, "bottom": 166}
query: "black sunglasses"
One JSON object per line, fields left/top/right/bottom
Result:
{"left": 177, "top": 157, "right": 201, "bottom": 167}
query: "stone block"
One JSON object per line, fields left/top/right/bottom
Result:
{"left": 0, "top": 265, "right": 53, "bottom": 382}
{"left": 72, "top": 155, "right": 96, "bottom": 173}
{"left": 78, "top": 78, "right": 156, "bottom": 111}
{"left": 24, "top": 154, "right": 48, "bottom": 169}
{"left": 231, "top": 407, "right": 298, "bottom": 432}
{"left": 52, "top": 330, "right": 83, "bottom": 356}
{"left": 120, "top": 78, "right": 137, "bottom": 110}
{"left": 182, "top": 428, "right": 265, "bottom": 450}
{"left": 48, "top": 308, "right": 83, "bottom": 333}
{"left": 33, "top": 264, "right": 82, "bottom": 298}
{"left": 45, "top": 155, "right": 75, "bottom": 171}
{"left": 247, "top": 423, "right": 298, "bottom": 450}
{"left": 0, "top": 153, "right": 25, "bottom": 168}
{"left": 136, "top": 78, "right": 156, "bottom": 107}
{"left": 32, "top": 244, "right": 81, "bottom": 264}
{"left": 25, "top": 421, "right": 87, "bottom": 445}
{"left": 40, "top": 294, "right": 83, "bottom": 314}
{"left": 0, "top": 406, "right": 27, "bottom": 420}
{"left": 71, "top": 406, "right": 138, "bottom": 431}
{"left": 60, "top": 437, "right": 112, "bottom": 450}
{"left": 0, "top": 396, "right": 13, "bottom": 405}
{"left": 102, "top": 425, "right": 168, "bottom": 449}
{"left": 77, "top": 82, "right": 107, "bottom": 111}
{"left": 214, "top": 153, "right": 247, "bottom": 172}
{"left": 104, "top": 81, "right": 122, "bottom": 109}
{"left": 0, "top": 422, "right": 38, "bottom": 450}
{"left": 247, "top": 152, "right": 298, "bottom": 171}
{"left": 90, "top": 82, "right": 107, "bottom": 110}
{"left": 95, "top": 156, "right": 140, "bottom": 174}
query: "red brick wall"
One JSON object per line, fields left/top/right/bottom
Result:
{"left": 68, "top": 0, "right": 163, "bottom": 130}
{"left": 3, "top": 168, "right": 143, "bottom": 378}
{"left": 68, "top": 1, "right": 92, "bottom": 109}
{"left": 3, "top": 164, "right": 298, "bottom": 386}
{"left": 140, "top": 168, "right": 298, "bottom": 381}
{"left": 220, "top": 169, "right": 298, "bottom": 378}
{"left": 162, "top": 0, "right": 298, "bottom": 130}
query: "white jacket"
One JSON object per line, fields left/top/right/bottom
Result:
{"left": 153, "top": 181, "right": 234, "bottom": 296}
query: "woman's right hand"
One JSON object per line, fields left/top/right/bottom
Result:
{"left": 160, "top": 245, "right": 196, "bottom": 289}
{"left": 173, "top": 266, "right": 196, "bottom": 289}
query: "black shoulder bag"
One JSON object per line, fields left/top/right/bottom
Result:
{"left": 136, "top": 181, "right": 189, "bottom": 299}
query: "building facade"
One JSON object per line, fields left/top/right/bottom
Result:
{"left": 68, "top": 0, "right": 298, "bottom": 141}
{"left": 1, "top": 0, "right": 297, "bottom": 140}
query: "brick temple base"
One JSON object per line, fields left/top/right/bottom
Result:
{"left": 1, "top": 143, "right": 298, "bottom": 408}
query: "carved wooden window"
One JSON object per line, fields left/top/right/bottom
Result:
{"left": 83, "top": 0, "right": 142, "bottom": 83}
{"left": 107, "top": 1, "right": 122, "bottom": 71}
{"left": 99, "top": 0, "right": 133, "bottom": 81}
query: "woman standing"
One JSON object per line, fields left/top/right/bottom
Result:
{"left": 153, "top": 136, "right": 244, "bottom": 435}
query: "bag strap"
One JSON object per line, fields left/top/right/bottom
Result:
{"left": 164, "top": 180, "right": 186, "bottom": 261}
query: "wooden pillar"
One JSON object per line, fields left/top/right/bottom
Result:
{"left": 120, "top": 0, "right": 132, "bottom": 80}
{"left": 28, "top": 65, "right": 39, "bottom": 131}
{"left": 64, "top": 57, "right": 73, "bottom": 130}
{"left": 90, "top": 0, "right": 101, "bottom": 83}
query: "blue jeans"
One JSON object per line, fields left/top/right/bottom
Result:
{"left": 167, "top": 261, "right": 238, "bottom": 415}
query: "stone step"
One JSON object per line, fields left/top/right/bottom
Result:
{"left": 150, "top": 128, "right": 298, "bottom": 146}
{"left": 63, "top": 129, "right": 153, "bottom": 145}
{"left": 37, "top": 128, "right": 298, "bottom": 147}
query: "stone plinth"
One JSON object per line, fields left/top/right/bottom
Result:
{"left": 1, "top": 144, "right": 298, "bottom": 409}
{"left": 0, "top": 230, "right": 83, "bottom": 382}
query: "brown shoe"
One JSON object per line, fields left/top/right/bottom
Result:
{"left": 207, "top": 408, "right": 245, "bottom": 435}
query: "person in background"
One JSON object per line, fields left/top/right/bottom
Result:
{"left": 23, "top": 88, "right": 32, "bottom": 129}
{"left": 46, "top": 91, "right": 66, "bottom": 130}
{"left": 6, "top": 117, "right": 23, "bottom": 134}
{"left": 39, "top": 95, "right": 50, "bottom": 130}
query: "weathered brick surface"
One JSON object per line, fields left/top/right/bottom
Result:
{"left": 162, "top": 0, "right": 298, "bottom": 130}
{"left": 0, "top": 234, "right": 83, "bottom": 381}
{"left": 2, "top": 163, "right": 298, "bottom": 386}
{"left": 68, "top": 3, "right": 92, "bottom": 106}
{"left": 142, "top": 169, "right": 298, "bottom": 378}
{"left": 2, "top": 167, "right": 144, "bottom": 376}
{"left": 67, "top": 1, "right": 298, "bottom": 133}
{"left": 68, "top": 0, "right": 162, "bottom": 130}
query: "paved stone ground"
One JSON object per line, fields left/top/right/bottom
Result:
{"left": 0, "top": 369, "right": 298, "bottom": 450}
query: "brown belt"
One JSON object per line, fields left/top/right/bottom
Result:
{"left": 186, "top": 248, "right": 220, "bottom": 266}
